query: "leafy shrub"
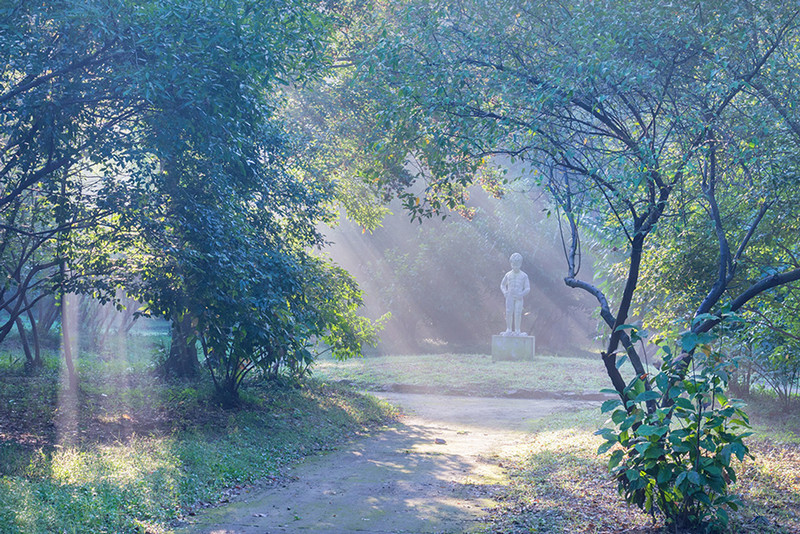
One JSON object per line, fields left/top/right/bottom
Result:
{"left": 597, "top": 334, "right": 752, "bottom": 531}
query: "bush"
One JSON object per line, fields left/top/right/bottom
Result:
{"left": 597, "top": 336, "right": 752, "bottom": 531}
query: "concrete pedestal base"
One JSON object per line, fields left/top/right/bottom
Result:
{"left": 492, "top": 335, "right": 535, "bottom": 361}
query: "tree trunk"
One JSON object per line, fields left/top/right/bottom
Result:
{"left": 163, "top": 313, "right": 199, "bottom": 377}
{"left": 15, "top": 316, "right": 34, "bottom": 369}
{"left": 37, "top": 294, "right": 60, "bottom": 336}
{"left": 26, "top": 307, "right": 42, "bottom": 368}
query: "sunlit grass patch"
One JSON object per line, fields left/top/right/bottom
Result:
{"left": 484, "top": 408, "right": 656, "bottom": 533}
{"left": 0, "top": 358, "right": 395, "bottom": 534}
{"left": 734, "top": 440, "right": 800, "bottom": 532}
{"left": 487, "top": 406, "right": 800, "bottom": 533}
{"left": 0, "top": 444, "right": 184, "bottom": 533}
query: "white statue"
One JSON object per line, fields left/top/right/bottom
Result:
{"left": 500, "top": 252, "right": 530, "bottom": 336}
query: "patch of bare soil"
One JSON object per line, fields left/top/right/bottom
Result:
{"left": 177, "top": 393, "right": 597, "bottom": 534}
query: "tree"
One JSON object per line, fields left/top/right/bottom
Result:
{"left": 0, "top": 1, "right": 142, "bottom": 211}
{"left": 347, "top": 0, "right": 800, "bottom": 528}
{"left": 134, "top": 188, "right": 377, "bottom": 407}
{"left": 98, "top": 0, "right": 371, "bottom": 393}
{"left": 1, "top": 0, "right": 147, "bottom": 381}
{"left": 2, "top": 0, "right": 381, "bottom": 402}
{"left": 734, "top": 286, "right": 800, "bottom": 404}
{"left": 0, "top": 189, "right": 59, "bottom": 364}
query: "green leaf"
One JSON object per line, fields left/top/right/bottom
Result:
{"left": 612, "top": 409, "right": 627, "bottom": 424}
{"left": 681, "top": 333, "right": 698, "bottom": 352}
{"left": 716, "top": 507, "right": 729, "bottom": 526}
{"left": 667, "top": 386, "right": 683, "bottom": 400}
{"left": 692, "top": 313, "right": 717, "bottom": 326}
{"left": 634, "top": 390, "right": 660, "bottom": 403}
{"left": 636, "top": 424, "right": 667, "bottom": 438}
{"left": 602, "top": 399, "right": 623, "bottom": 412}
{"left": 620, "top": 414, "right": 640, "bottom": 432}
{"left": 608, "top": 450, "right": 624, "bottom": 469}
{"left": 656, "top": 466, "right": 672, "bottom": 484}
{"left": 731, "top": 442, "right": 747, "bottom": 461}
{"left": 595, "top": 428, "right": 617, "bottom": 442}
{"left": 598, "top": 441, "right": 616, "bottom": 454}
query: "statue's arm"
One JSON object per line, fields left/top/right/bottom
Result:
{"left": 521, "top": 273, "right": 531, "bottom": 297}
{"left": 500, "top": 273, "right": 509, "bottom": 295}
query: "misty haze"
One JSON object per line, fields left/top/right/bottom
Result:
{"left": 2, "top": 1, "right": 799, "bottom": 533}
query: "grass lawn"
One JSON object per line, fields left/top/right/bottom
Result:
{"left": 312, "top": 352, "right": 641, "bottom": 396}
{"left": 2, "top": 345, "right": 797, "bottom": 533}
{"left": 0, "top": 343, "right": 395, "bottom": 534}
{"left": 480, "top": 406, "right": 800, "bottom": 534}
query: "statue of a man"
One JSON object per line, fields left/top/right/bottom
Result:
{"left": 500, "top": 253, "right": 530, "bottom": 335}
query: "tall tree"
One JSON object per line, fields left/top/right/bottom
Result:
{"left": 113, "top": 0, "right": 334, "bottom": 380}
{"left": 1, "top": 0, "right": 146, "bottom": 381}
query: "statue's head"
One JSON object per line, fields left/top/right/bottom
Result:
{"left": 509, "top": 252, "right": 523, "bottom": 270}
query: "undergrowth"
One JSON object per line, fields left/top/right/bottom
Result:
{"left": 0, "top": 349, "right": 395, "bottom": 534}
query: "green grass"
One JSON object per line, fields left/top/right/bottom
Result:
{"left": 0, "top": 344, "right": 395, "bottom": 534}
{"left": 312, "top": 352, "right": 638, "bottom": 396}
{"left": 480, "top": 407, "right": 652, "bottom": 533}
{"left": 479, "top": 406, "right": 800, "bottom": 534}
{"left": 3, "top": 343, "right": 796, "bottom": 533}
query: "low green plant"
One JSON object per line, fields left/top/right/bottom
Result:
{"left": 597, "top": 333, "right": 752, "bottom": 532}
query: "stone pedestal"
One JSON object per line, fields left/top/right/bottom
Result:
{"left": 492, "top": 335, "right": 535, "bottom": 361}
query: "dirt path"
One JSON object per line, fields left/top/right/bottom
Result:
{"left": 177, "top": 393, "right": 596, "bottom": 534}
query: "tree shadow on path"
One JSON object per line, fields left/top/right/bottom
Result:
{"left": 180, "top": 417, "right": 507, "bottom": 534}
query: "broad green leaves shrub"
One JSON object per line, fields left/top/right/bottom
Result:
{"left": 597, "top": 335, "right": 752, "bottom": 531}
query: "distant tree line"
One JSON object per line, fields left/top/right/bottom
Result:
{"left": 327, "top": 189, "right": 597, "bottom": 355}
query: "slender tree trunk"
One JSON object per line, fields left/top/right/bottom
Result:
{"left": 26, "top": 307, "right": 41, "bottom": 367}
{"left": 57, "top": 170, "right": 78, "bottom": 391}
{"left": 158, "top": 157, "right": 199, "bottom": 378}
{"left": 15, "top": 316, "right": 33, "bottom": 369}
{"left": 38, "top": 294, "right": 60, "bottom": 335}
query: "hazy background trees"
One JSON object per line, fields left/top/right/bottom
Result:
{"left": 324, "top": 187, "right": 598, "bottom": 355}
